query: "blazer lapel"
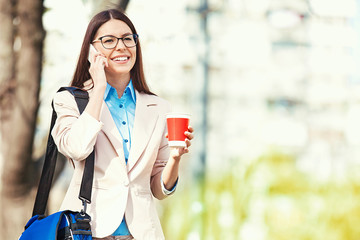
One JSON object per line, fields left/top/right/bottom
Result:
{"left": 100, "top": 101, "right": 127, "bottom": 172}
{"left": 127, "top": 91, "right": 159, "bottom": 172}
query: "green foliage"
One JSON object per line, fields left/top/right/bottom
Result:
{"left": 159, "top": 151, "right": 360, "bottom": 240}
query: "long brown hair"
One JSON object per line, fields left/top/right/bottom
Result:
{"left": 71, "top": 9, "right": 153, "bottom": 95}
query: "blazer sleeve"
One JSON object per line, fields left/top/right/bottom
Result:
{"left": 150, "top": 101, "right": 172, "bottom": 200}
{"left": 51, "top": 91, "right": 103, "bottom": 161}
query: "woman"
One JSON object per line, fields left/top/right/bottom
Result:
{"left": 52, "top": 9, "right": 194, "bottom": 240}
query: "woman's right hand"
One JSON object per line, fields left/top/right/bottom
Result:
{"left": 85, "top": 47, "right": 108, "bottom": 120}
{"left": 88, "top": 48, "right": 108, "bottom": 90}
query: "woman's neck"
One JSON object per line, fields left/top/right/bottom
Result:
{"left": 106, "top": 73, "right": 131, "bottom": 97}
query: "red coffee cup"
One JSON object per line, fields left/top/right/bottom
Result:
{"left": 166, "top": 114, "right": 190, "bottom": 147}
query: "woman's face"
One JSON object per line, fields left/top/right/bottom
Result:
{"left": 93, "top": 19, "right": 137, "bottom": 79}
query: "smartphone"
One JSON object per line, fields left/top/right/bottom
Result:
{"left": 88, "top": 44, "right": 98, "bottom": 62}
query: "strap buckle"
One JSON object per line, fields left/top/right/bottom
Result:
{"left": 80, "top": 198, "right": 89, "bottom": 216}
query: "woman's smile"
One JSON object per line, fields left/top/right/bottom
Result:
{"left": 110, "top": 55, "right": 130, "bottom": 64}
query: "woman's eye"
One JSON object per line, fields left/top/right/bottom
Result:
{"left": 104, "top": 39, "right": 114, "bottom": 43}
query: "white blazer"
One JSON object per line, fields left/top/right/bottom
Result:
{"left": 51, "top": 86, "right": 172, "bottom": 239}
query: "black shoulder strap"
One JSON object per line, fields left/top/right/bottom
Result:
{"left": 32, "top": 87, "right": 94, "bottom": 216}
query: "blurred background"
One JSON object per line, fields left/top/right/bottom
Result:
{"left": 1, "top": 0, "right": 360, "bottom": 239}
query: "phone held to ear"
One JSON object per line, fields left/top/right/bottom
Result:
{"left": 88, "top": 44, "right": 98, "bottom": 62}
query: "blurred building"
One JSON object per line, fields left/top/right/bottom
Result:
{"left": 125, "top": 0, "right": 360, "bottom": 184}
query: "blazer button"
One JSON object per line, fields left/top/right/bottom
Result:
{"left": 123, "top": 180, "right": 129, "bottom": 187}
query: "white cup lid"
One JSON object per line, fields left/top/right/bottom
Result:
{"left": 166, "top": 113, "right": 191, "bottom": 119}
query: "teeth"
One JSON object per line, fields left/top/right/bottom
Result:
{"left": 114, "top": 57, "right": 128, "bottom": 61}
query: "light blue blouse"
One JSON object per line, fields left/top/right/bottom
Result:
{"left": 103, "top": 80, "right": 177, "bottom": 236}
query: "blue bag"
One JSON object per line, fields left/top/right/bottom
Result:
{"left": 19, "top": 88, "right": 94, "bottom": 240}
{"left": 20, "top": 211, "right": 92, "bottom": 240}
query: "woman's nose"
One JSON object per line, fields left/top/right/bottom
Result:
{"left": 116, "top": 39, "right": 126, "bottom": 50}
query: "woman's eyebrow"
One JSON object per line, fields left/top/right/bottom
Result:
{"left": 101, "top": 32, "right": 132, "bottom": 38}
{"left": 121, "top": 32, "right": 132, "bottom": 37}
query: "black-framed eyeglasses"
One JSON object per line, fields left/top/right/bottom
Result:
{"left": 92, "top": 34, "right": 138, "bottom": 49}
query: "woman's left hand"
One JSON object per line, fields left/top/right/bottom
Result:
{"left": 168, "top": 126, "right": 194, "bottom": 161}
